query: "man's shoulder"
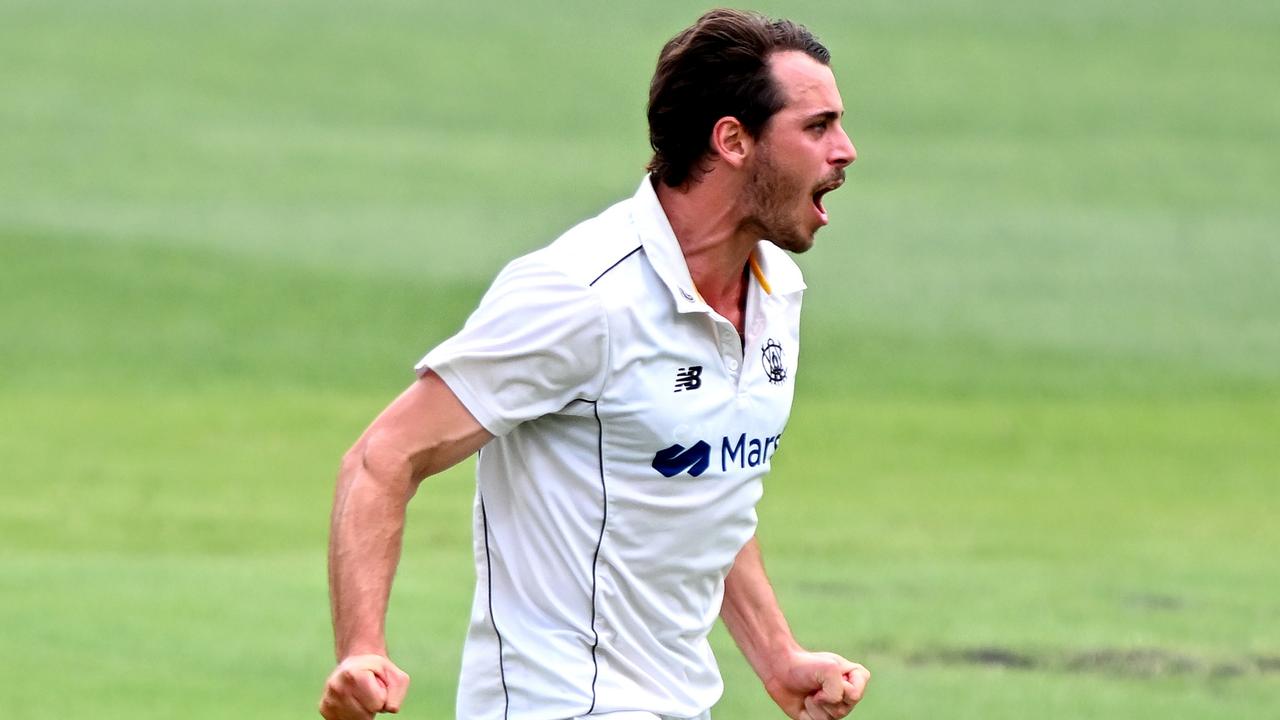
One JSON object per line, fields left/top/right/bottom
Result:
{"left": 522, "top": 195, "right": 646, "bottom": 289}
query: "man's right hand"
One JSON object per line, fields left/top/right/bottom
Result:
{"left": 318, "top": 654, "right": 411, "bottom": 720}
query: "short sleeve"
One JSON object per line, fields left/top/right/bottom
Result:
{"left": 415, "top": 256, "right": 608, "bottom": 437}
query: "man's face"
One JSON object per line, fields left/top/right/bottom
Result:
{"left": 742, "top": 51, "right": 857, "bottom": 253}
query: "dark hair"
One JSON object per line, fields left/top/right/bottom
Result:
{"left": 646, "top": 8, "right": 830, "bottom": 188}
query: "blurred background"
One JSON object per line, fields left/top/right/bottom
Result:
{"left": 1, "top": 0, "right": 1276, "bottom": 717}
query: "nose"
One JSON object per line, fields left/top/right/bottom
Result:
{"left": 832, "top": 125, "right": 856, "bottom": 168}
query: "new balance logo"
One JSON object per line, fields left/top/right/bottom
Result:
{"left": 651, "top": 441, "right": 712, "bottom": 478}
{"left": 674, "top": 365, "right": 703, "bottom": 392}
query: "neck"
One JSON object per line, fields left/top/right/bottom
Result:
{"left": 654, "top": 175, "right": 759, "bottom": 313}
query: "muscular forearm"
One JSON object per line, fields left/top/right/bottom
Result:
{"left": 720, "top": 536, "right": 802, "bottom": 681}
{"left": 328, "top": 442, "right": 417, "bottom": 660}
{"left": 722, "top": 537, "right": 869, "bottom": 718}
{"left": 319, "top": 377, "right": 493, "bottom": 720}
{"left": 326, "top": 374, "right": 492, "bottom": 661}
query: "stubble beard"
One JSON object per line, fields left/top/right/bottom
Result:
{"left": 742, "top": 145, "right": 815, "bottom": 254}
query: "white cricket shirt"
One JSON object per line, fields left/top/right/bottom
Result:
{"left": 417, "top": 177, "right": 805, "bottom": 720}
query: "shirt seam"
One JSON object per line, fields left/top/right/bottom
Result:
{"left": 587, "top": 244, "right": 641, "bottom": 402}
{"left": 426, "top": 363, "right": 512, "bottom": 437}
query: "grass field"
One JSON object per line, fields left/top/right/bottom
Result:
{"left": 2, "top": 1, "right": 1278, "bottom": 717}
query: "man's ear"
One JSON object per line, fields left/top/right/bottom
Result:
{"left": 710, "top": 116, "right": 753, "bottom": 169}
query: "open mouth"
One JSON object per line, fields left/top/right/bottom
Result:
{"left": 812, "top": 188, "right": 830, "bottom": 215}
{"left": 811, "top": 177, "right": 844, "bottom": 222}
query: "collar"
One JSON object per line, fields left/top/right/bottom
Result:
{"left": 628, "top": 176, "right": 806, "bottom": 315}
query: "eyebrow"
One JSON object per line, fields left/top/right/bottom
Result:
{"left": 804, "top": 110, "right": 843, "bottom": 123}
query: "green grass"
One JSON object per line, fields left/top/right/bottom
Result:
{"left": 2, "top": 0, "right": 1277, "bottom": 717}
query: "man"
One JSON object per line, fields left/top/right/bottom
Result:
{"left": 319, "top": 8, "right": 867, "bottom": 720}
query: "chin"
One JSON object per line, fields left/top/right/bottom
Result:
{"left": 790, "top": 238, "right": 815, "bottom": 254}
{"left": 770, "top": 231, "right": 815, "bottom": 254}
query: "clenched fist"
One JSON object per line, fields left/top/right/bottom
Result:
{"left": 318, "top": 654, "right": 411, "bottom": 720}
{"left": 764, "top": 650, "right": 870, "bottom": 720}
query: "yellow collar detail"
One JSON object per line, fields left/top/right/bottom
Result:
{"left": 748, "top": 252, "right": 773, "bottom": 295}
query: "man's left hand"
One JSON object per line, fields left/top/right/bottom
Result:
{"left": 762, "top": 650, "right": 870, "bottom": 720}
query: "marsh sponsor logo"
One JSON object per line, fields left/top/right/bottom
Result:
{"left": 652, "top": 440, "right": 711, "bottom": 477}
{"left": 651, "top": 432, "right": 782, "bottom": 477}
{"left": 720, "top": 432, "right": 782, "bottom": 470}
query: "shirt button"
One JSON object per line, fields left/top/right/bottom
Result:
{"left": 727, "top": 358, "right": 740, "bottom": 371}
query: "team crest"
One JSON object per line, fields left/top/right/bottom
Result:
{"left": 761, "top": 339, "right": 787, "bottom": 384}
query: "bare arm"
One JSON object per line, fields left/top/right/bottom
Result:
{"left": 720, "top": 536, "right": 802, "bottom": 676}
{"left": 721, "top": 536, "right": 870, "bottom": 719}
{"left": 320, "top": 370, "right": 493, "bottom": 720}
